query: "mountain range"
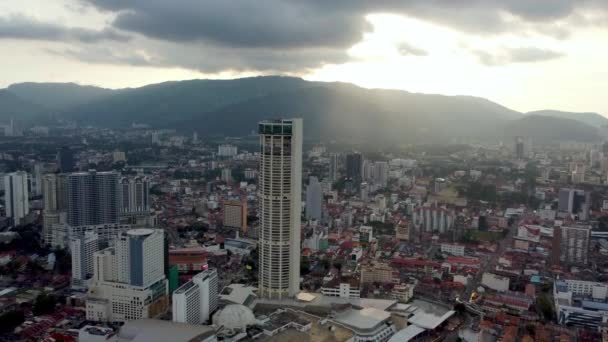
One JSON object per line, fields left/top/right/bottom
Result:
{"left": 1, "top": 76, "right": 605, "bottom": 144}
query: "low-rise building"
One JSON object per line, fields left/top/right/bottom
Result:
{"left": 481, "top": 272, "right": 510, "bottom": 292}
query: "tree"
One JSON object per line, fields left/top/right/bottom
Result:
{"left": 454, "top": 303, "right": 466, "bottom": 315}
{"left": 537, "top": 294, "right": 554, "bottom": 321}
{"left": 33, "top": 293, "right": 57, "bottom": 316}
{"left": 0, "top": 310, "right": 24, "bottom": 333}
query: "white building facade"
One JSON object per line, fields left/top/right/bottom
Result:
{"left": 3, "top": 171, "right": 29, "bottom": 225}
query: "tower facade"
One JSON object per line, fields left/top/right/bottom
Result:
{"left": 3, "top": 171, "right": 29, "bottom": 226}
{"left": 66, "top": 171, "right": 119, "bottom": 226}
{"left": 258, "top": 119, "right": 302, "bottom": 299}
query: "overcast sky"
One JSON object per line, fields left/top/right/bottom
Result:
{"left": 1, "top": 0, "right": 608, "bottom": 114}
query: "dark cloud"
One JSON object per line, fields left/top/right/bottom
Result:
{"left": 0, "top": 14, "right": 130, "bottom": 43}
{"left": 397, "top": 43, "right": 427, "bottom": 56}
{"left": 80, "top": 0, "right": 607, "bottom": 48}
{"left": 474, "top": 47, "right": 564, "bottom": 66}
{"left": 30, "top": 0, "right": 607, "bottom": 72}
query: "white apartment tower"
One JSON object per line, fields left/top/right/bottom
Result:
{"left": 172, "top": 269, "right": 219, "bottom": 324}
{"left": 306, "top": 176, "right": 322, "bottom": 221}
{"left": 258, "top": 119, "right": 302, "bottom": 299}
{"left": 3, "top": 171, "right": 29, "bottom": 226}
{"left": 70, "top": 232, "right": 99, "bottom": 287}
{"left": 86, "top": 228, "right": 168, "bottom": 322}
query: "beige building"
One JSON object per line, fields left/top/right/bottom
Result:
{"left": 395, "top": 220, "right": 410, "bottom": 241}
{"left": 360, "top": 262, "right": 396, "bottom": 284}
{"left": 223, "top": 200, "right": 248, "bottom": 233}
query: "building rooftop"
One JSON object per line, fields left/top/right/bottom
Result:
{"left": 333, "top": 307, "right": 391, "bottom": 332}
{"left": 116, "top": 319, "right": 215, "bottom": 342}
{"left": 388, "top": 325, "right": 426, "bottom": 342}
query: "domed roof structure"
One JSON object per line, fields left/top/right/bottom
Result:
{"left": 213, "top": 304, "right": 256, "bottom": 330}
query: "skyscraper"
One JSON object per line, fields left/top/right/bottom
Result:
{"left": 66, "top": 171, "right": 119, "bottom": 226}
{"left": 346, "top": 152, "right": 363, "bottom": 183}
{"left": 306, "top": 176, "right": 322, "bottom": 222}
{"left": 86, "top": 228, "right": 168, "bottom": 322}
{"left": 172, "top": 269, "right": 219, "bottom": 324}
{"left": 558, "top": 188, "right": 590, "bottom": 219}
{"left": 328, "top": 153, "right": 339, "bottom": 182}
{"left": 3, "top": 171, "right": 29, "bottom": 226}
{"left": 58, "top": 146, "right": 75, "bottom": 173}
{"left": 515, "top": 136, "right": 525, "bottom": 159}
{"left": 119, "top": 176, "right": 150, "bottom": 215}
{"left": 223, "top": 200, "right": 248, "bottom": 233}
{"left": 258, "top": 119, "right": 302, "bottom": 299}
{"left": 70, "top": 231, "right": 99, "bottom": 287}
{"left": 559, "top": 225, "right": 591, "bottom": 265}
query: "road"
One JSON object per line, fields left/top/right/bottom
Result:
{"left": 462, "top": 221, "right": 516, "bottom": 302}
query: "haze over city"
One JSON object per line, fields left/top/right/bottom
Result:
{"left": 2, "top": 0, "right": 608, "bottom": 114}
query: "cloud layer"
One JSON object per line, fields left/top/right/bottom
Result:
{"left": 3, "top": 0, "right": 608, "bottom": 73}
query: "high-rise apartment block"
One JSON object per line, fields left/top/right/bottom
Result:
{"left": 172, "top": 269, "right": 219, "bottom": 324}
{"left": 258, "top": 119, "right": 302, "bottom": 299}
{"left": 217, "top": 144, "right": 238, "bottom": 157}
{"left": 119, "top": 176, "right": 150, "bottom": 216}
{"left": 70, "top": 232, "right": 99, "bottom": 287}
{"left": 329, "top": 153, "right": 339, "bottom": 182}
{"left": 66, "top": 171, "right": 119, "bottom": 226}
{"left": 559, "top": 225, "right": 591, "bottom": 265}
{"left": 223, "top": 200, "right": 247, "bottom": 232}
{"left": 3, "top": 171, "right": 29, "bottom": 226}
{"left": 306, "top": 176, "right": 322, "bottom": 221}
{"left": 86, "top": 228, "right": 168, "bottom": 322}
{"left": 58, "top": 146, "right": 75, "bottom": 173}
{"left": 346, "top": 152, "right": 363, "bottom": 183}
{"left": 558, "top": 188, "right": 590, "bottom": 220}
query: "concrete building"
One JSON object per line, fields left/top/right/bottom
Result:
{"left": 70, "top": 232, "right": 99, "bottom": 287}
{"left": 305, "top": 176, "right": 322, "bottom": 221}
{"left": 395, "top": 220, "right": 410, "bottom": 241}
{"left": 57, "top": 146, "right": 75, "bottom": 173}
{"left": 86, "top": 229, "right": 168, "bottom": 322}
{"left": 172, "top": 269, "right": 219, "bottom": 324}
{"left": 221, "top": 168, "right": 232, "bottom": 183}
{"left": 119, "top": 176, "right": 150, "bottom": 216}
{"left": 217, "top": 144, "right": 238, "bottom": 157}
{"left": 481, "top": 272, "right": 510, "bottom": 292}
{"left": 346, "top": 152, "right": 363, "bottom": 184}
{"left": 258, "top": 119, "right": 302, "bottom": 299}
{"left": 558, "top": 188, "right": 590, "bottom": 219}
{"left": 112, "top": 151, "right": 126, "bottom": 163}
{"left": 321, "top": 280, "right": 361, "bottom": 299}
{"left": 361, "top": 262, "right": 396, "bottom": 284}
{"left": 440, "top": 243, "right": 465, "bottom": 257}
{"left": 554, "top": 279, "right": 608, "bottom": 331}
{"left": 329, "top": 153, "right": 339, "bottom": 182}
{"left": 3, "top": 171, "right": 29, "bottom": 226}
{"left": 223, "top": 200, "right": 247, "bottom": 233}
{"left": 66, "top": 171, "right": 119, "bottom": 226}
{"left": 560, "top": 225, "right": 591, "bottom": 265}
{"left": 412, "top": 204, "right": 454, "bottom": 234}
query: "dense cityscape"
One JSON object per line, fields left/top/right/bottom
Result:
{"left": 4, "top": 1, "right": 608, "bottom": 341}
{"left": 0, "top": 117, "right": 607, "bottom": 342}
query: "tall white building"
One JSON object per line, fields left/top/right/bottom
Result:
{"left": 305, "top": 176, "right": 322, "bottom": 222}
{"left": 172, "top": 269, "right": 219, "bottom": 324}
{"left": 258, "top": 119, "right": 302, "bottom": 299}
{"left": 86, "top": 228, "right": 168, "bottom": 322}
{"left": 218, "top": 144, "right": 238, "bottom": 157}
{"left": 3, "top": 171, "right": 29, "bottom": 226}
{"left": 70, "top": 232, "right": 99, "bottom": 287}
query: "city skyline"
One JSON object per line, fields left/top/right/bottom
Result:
{"left": 1, "top": 1, "right": 608, "bottom": 115}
